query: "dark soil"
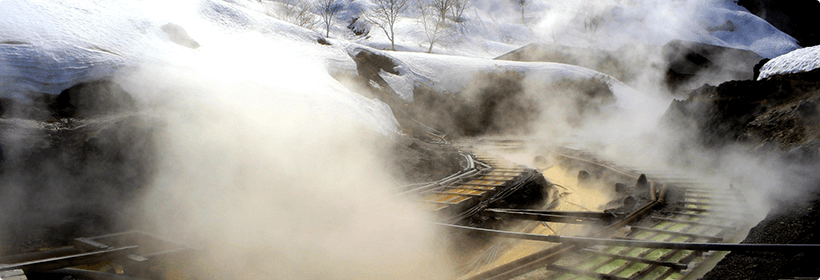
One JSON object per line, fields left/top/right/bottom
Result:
{"left": 702, "top": 195, "right": 820, "bottom": 279}
{"left": 662, "top": 68, "right": 820, "bottom": 153}
{"left": 662, "top": 68, "right": 820, "bottom": 279}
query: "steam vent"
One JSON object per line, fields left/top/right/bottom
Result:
{"left": 3, "top": 0, "right": 820, "bottom": 279}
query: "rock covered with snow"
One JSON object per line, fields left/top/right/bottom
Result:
{"left": 758, "top": 46, "right": 820, "bottom": 80}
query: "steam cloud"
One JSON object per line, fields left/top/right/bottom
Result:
{"left": 107, "top": 4, "right": 453, "bottom": 278}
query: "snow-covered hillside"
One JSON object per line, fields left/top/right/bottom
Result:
{"left": 283, "top": 0, "right": 799, "bottom": 58}
{"left": 0, "top": 0, "right": 397, "bottom": 133}
{"left": 0, "top": 0, "right": 799, "bottom": 149}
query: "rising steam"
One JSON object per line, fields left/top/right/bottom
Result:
{"left": 113, "top": 4, "right": 452, "bottom": 279}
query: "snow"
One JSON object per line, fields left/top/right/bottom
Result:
{"left": 758, "top": 46, "right": 820, "bottom": 80}
{"left": 344, "top": 43, "right": 665, "bottom": 119}
{"left": 0, "top": 0, "right": 806, "bottom": 132}
{"left": 332, "top": 0, "right": 798, "bottom": 59}
{"left": 0, "top": 0, "right": 396, "bottom": 134}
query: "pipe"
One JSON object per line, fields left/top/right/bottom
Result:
{"left": 396, "top": 154, "right": 481, "bottom": 196}
{"left": 466, "top": 184, "right": 670, "bottom": 280}
{"left": 551, "top": 151, "right": 639, "bottom": 179}
{"left": 0, "top": 247, "right": 78, "bottom": 264}
{"left": 438, "top": 222, "right": 820, "bottom": 252}
{"left": 658, "top": 183, "right": 668, "bottom": 203}
{"left": 0, "top": 246, "right": 137, "bottom": 273}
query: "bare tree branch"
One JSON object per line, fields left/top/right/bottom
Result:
{"left": 418, "top": 0, "right": 452, "bottom": 53}
{"left": 316, "top": 0, "right": 343, "bottom": 37}
{"left": 579, "top": 2, "right": 606, "bottom": 33}
{"left": 450, "top": 0, "right": 472, "bottom": 23}
{"left": 430, "top": 0, "right": 455, "bottom": 23}
{"left": 369, "top": 0, "right": 409, "bottom": 50}
{"left": 269, "top": 0, "right": 321, "bottom": 31}
{"left": 510, "top": 0, "right": 530, "bottom": 24}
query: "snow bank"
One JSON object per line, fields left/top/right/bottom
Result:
{"left": 345, "top": 42, "right": 657, "bottom": 111}
{"left": 758, "top": 46, "right": 820, "bottom": 80}
{"left": 344, "top": 43, "right": 669, "bottom": 149}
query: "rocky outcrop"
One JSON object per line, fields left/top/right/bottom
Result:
{"left": 497, "top": 41, "right": 763, "bottom": 93}
{"left": 661, "top": 68, "right": 820, "bottom": 155}
{"left": 0, "top": 80, "right": 157, "bottom": 255}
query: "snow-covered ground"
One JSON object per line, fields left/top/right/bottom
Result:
{"left": 0, "top": 0, "right": 397, "bottom": 133}
{"left": 302, "top": 0, "right": 799, "bottom": 59}
{"left": 1, "top": 0, "right": 800, "bottom": 111}
{"left": 0, "top": 0, "right": 799, "bottom": 160}
{"left": 758, "top": 45, "right": 820, "bottom": 80}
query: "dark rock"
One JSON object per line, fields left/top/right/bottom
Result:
{"left": 614, "top": 182, "right": 627, "bottom": 193}
{"left": 0, "top": 92, "right": 54, "bottom": 120}
{"left": 347, "top": 17, "right": 368, "bottom": 36}
{"left": 753, "top": 58, "right": 770, "bottom": 80}
{"left": 577, "top": 170, "right": 591, "bottom": 181}
{"left": 50, "top": 80, "right": 136, "bottom": 119}
{"left": 316, "top": 37, "right": 331, "bottom": 45}
{"left": 636, "top": 174, "right": 649, "bottom": 189}
{"left": 533, "top": 155, "right": 549, "bottom": 169}
{"left": 0, "top": 84, "right": 156, "bottom": 255}
{"left": 496, "top": 41, "right": 762, "bottom": 92}
{"left": 622, "top": 196, "right": 636, "bottom": 209}
{"left": 662, "top": 68, "right": 820, "bottom": 151}
{"left": 355, "top": 50, "right": 399, "bottom": 75}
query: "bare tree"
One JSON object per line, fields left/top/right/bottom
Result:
{"left": 579, "top": 2, "right": 606, "bottom": 33}
{"left": 271, "top": 0, "right": 321, "bottom": 31}
{"left": 369, "top": 0, "right": 410, "bottom": 50}
{"left": 450, "top": 0, "right": 472, "bottom": 23}
{"left": 418, "top": 0, "right": 452, "bottom": 53}
{"left": 510, "top": 0, "right": 530, "bottom": 24}
{"left": 430, "top": 0, "right": 455, "bottom": 23}
{"left": 316, "top": 0, "right": 343, "bottom": 37}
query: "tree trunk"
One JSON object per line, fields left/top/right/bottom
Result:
{"left": 390, "top": 25, "right": 395, "bottom": 50}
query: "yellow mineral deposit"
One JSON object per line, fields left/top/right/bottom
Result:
{"left": 461, "top": 163, "right": 619, "bottom": 278}
{"left": 542, "top": 165, "right": 617, "bottom": 212}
